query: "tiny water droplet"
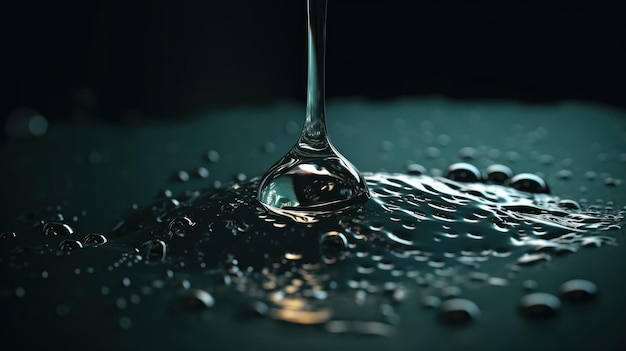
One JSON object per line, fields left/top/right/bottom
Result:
{"left": 509, "top": 173, "right": 550, "bottom": 194}
{"left": 195, "top": 167, "right": 210, "bottom": 179}
{"left": 445, "top": 162, "right": 482, "bottom": 182}
{"left": 438, "top": 298, "right": 480, "bottom": 325}
{"left": 0, "top": 231, "right": 17, "bottom": 239}
{"left": 485, "top": 164, "right": 513, "bottom": 184}
{"left": 206, "top": 150, "right": 220, "bottom": 162}
{"left": 406, "top": 163, "right": 427, "bottom": 176}
{"left": 560, "top": 279, "right": 598, "bottom": 302}
{"left": 319, "top": 231, "right": 348, "bottom": 262}
{"left": 118, "top": 316, "right": 132, "bottom": 330}
{"left": 58, "top": 239, "right": 83, "bottom": 251}
{"left": 139, "top": 240, "right": 167, "bottom": 261}
{"left": 83, "top": 233, "right": 108, "bottom": 246}
{"left": 519, "top": 292, "right": 561, "bottom": 318}
{"left": 181, "top": 289, "right": 215, "bottom": 310}
{"left": 458, "top": 147, "right": 480, "bottom": 160}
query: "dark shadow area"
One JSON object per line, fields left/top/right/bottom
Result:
{"left": 2, "top": 0, "right": 625, "bottom": 131}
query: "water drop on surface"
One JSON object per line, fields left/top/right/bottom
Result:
{"left": 58, "top": 239, "right": 83, "bottom": 251}
{"left": 406, "top": 163, "right": 427, "bottom": 176}
{"left": 139, "top": 240, "right": 167, "bottom": 262}
{"left": 319, "top": 231, "right": 348, "bottom": 262}
{"left": 0, "top": 231, "right": 17, "bottom": 239}
{"left": 438, "top": 298, "right": 480, "bottom": 325}
{"left": 118, "top": 317, "right": 132, "bottom": 330}
{"left": 42, "top": 222, "right": 74, "bottom": 236}
{"left": 560, "top": 279, "right": 598, "bottom": 302}
{"left": 181, "top": 289, "right": 215, "bottom": 310}
{"left": 257, "top": 0, "right": 369, "bottom": 221}
{"left": 485, "top": 164, "right": 513, "bottom": 184}
{"left": 83, "top": 233, "right": 108, "bottom": 246}
{"left": 445, "top": 162, "right": 482, "bottom": 182}
{"left": 509, "top": 173, "right": 550, "bottom": 194}
{"left": 519, "top": 292, "right": 561, "bottom": 319}
{"left": 206, "top": 150, "right": 220, "bottom": 163}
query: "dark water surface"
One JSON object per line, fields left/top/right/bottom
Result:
{"left": 1, "top": 98, "right": 625, "bottom": 350}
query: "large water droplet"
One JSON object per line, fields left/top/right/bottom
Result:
{"left": 42, "top": 222, "right": 74, "bottom": 236}
{"left": 257, "top": 0, "right": 368, "bottom": 222}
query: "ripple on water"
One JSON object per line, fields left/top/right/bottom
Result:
{"left": 107, "top": 171, "right": 622, "bottom": 326}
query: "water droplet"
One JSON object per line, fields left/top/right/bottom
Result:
{"left": 83, "top": 233, "right": 108, "bottom": 246}
{"left": 5, "top": 107, "right": 48, "bottom": 139}
{"left": 485, "top": 164, "right": 513, "bottom": 184}
{"left": 263, "top": 142, "right": 277, "bottom": 154}
{"left": 438, "top": 298, "right": 480, "bottom": 325}
{"left": 380, "top": 141, "right": 394, "bottom": 153}
{"left": 556, "top": 169, "right": 573, "bottom": 180}
{"left": 139, "top": 240, "right": 167, "bottom": 261}
{"left": 406, "top": 163, "right": 427, "bottom": 176}
{"left": 519, "top": 292, "right": 561, "bottom": 318}
{"left": 118, "top": 316, "right": 132, "bottom": 330}
{"left": 0, "top": 231, "right": 17, "bottom": 239}
{"left": 560, "top": 279, "right": 598, "bottom": 302}
{"left": 205, "top": 150, "right": 220, "bottom": 163}
{"left": 445, "top": 162, "right": 482, "bottom": 182}
{"left": 425, "top": 146, "right": 441, "bottom": 159}
{"left": 557, "top": 200, "right": 581, "bottom": 210}
{"left": 422, "top": 295, "right": 442, "bottom": 309}
{"left": 319, "top": 231, "right": 348, "bottom": 262}
{"left": 58, "top": 239, "right": 83, "bottom": 251}
{"left": 509, "top": 173, "right": 550, "bottom": 194}
{"left": 195, "top": 167, "right": 210, "bottom": 179}
{"left": 181, "top": 289, "right": 215, "bottom": 310}
{"left": 256, "top": 6, "right": 369, "bottom": 222}
{"left": 458, "top": 147, "right": 480, "bottom": 160}
{"left": 42, "top": 222, "right": 74, "bottom": 236}
{"left": 522, "top": 280, "right": 538, "bottom": 291}
{"left": 174, "top": 170, "right": 190, "bottom": 182}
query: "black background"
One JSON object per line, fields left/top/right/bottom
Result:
{"left": 2, "top": 0, "right": 625, "bottom": 127}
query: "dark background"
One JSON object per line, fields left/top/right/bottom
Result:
{"left": 2, "top": 0, "right": 625, "bottom": 128}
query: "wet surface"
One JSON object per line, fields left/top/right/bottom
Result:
{"left": 1, "top": 98, "right": 625, "bottom": 350}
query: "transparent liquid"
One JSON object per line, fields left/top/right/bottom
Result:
{"left": 1, "top": 0, "right": 624, "bottom": 339}
{"left": 257, "top": 0, "right": 369, "bottom": 221}
{"left": 105, "top": 167, "right": 621, "bottom": 326}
